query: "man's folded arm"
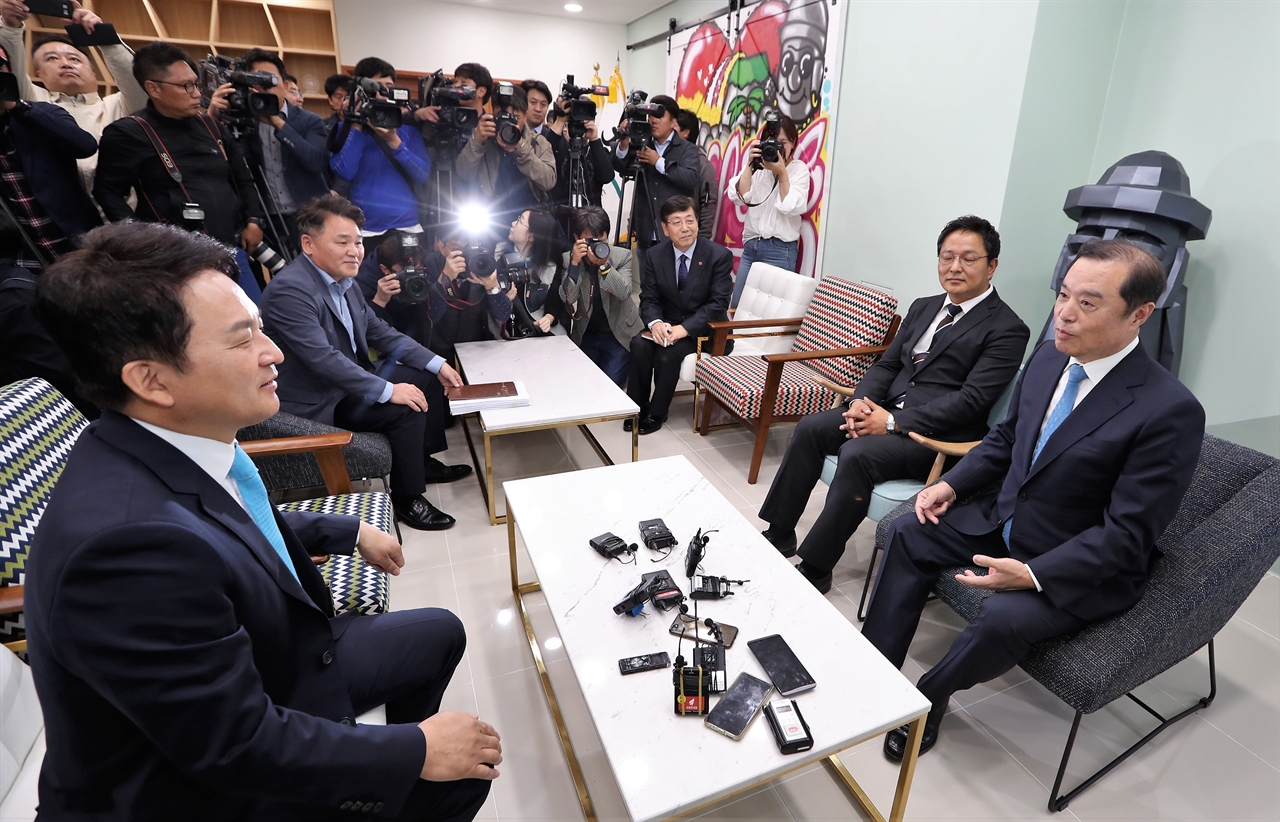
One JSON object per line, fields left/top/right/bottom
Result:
{"left": 50, "top": 524, "right": 424, "bottom": 813}
{"left": 278, "top": 510, "right": 359, "bottom": 556}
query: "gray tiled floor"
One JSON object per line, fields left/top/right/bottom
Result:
{"left": 395, "top": 394, "right": 1280, "bottom": 821}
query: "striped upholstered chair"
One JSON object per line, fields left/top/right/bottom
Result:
{"left": 0, "top": 379, "right": 393, "bottom": 657}
{"left": 694, "top": 277, "right": 900, "bottom": 483}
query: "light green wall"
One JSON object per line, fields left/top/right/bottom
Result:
{"left": 627, "top": 0, "right": 725, "bottom": 96}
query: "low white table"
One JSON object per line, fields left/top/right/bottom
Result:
{"left": 454, "top": 337, "right": 639, "bottom": 525}
{"left": 504, "top": 455, "right": 931, "bottom": 822}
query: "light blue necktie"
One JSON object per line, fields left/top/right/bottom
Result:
{"left": 1003, "top": 363, "right": 1087, "bottom": 547}
{"left": 328, "top": 281, "right": 357, "bottom": 352}
{"left": 229, "top": 444, "right": 300, "bottom": 583}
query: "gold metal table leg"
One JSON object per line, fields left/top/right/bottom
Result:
{"left": 824, "top": 714, "right": 925, "bottom": 822}
{"left": 508, "top": 509, "right": 597, "bottom": 822}
{"left": 484, "top": 430, "right": 501, "bottom": 526}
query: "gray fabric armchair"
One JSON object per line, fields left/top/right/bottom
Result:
{"left": 237, "top": 412, "right": 392, "bottom": 494}
{"left": 873, "top": 434, "right": 1280, "bottom": 811}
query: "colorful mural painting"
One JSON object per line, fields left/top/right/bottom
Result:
{"left": 667, "top": 0, "right": 845, "bottom": 278}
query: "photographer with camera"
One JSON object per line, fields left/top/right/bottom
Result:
{"left": 545, "top": 77, "right": 615, "bottom": 209}
{"left": 611, "top": 94, "right": 699, "bottom": 282}
{"left": 559, "top": 206, "right": 641, "bottom": 386}
{"left": 456, "top": 83, "right": 555, "bottom": 229}
{"left": 726, "top": 112, "right": 810, "bottom": 308}
{"left": 675, "top": 110, "right": 717, "bottom": 241}
{"left": 0, "top": 44, "right": 100, "bottom": 271}
{"left": 94, "top": 43, "right": 266, "bottom": 294}
{"left": 329, "top": 56, "right": 431, "bottom": 247}
{"left": 502, "top": 206, "right": 568, "bottom": 337}
{"left": 207, "top": 48, "right": 327, "bottom": 256}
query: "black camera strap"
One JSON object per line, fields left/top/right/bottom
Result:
{"left": 368, "top": 127, "right": 422, "bottom": 194}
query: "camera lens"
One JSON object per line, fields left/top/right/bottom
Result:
{"left": 761, "top": 142, "right": 780, "bottom": 163}
{"left": 499, "top": 123, "right": 521, "bottom": 145}
{"left": 589, "top": 240, "right": 611, "bottom": 260}
{"left": 252, "top": 243, "right": 285, "bottom": 275}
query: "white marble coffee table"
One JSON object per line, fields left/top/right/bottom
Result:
{"left": 455, "top": 336, "right": 640, "bottom": 525}
{"left": 504, "top": 455, "right": 932, "bottom": 822}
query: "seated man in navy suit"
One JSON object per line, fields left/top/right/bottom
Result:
{"left": 28, "top": 221, "right": 500, "bottom": 820}
{"left": 261, "top": 195, "right": 471, "bottom": 532}
{"left": 759, "top": 216, "right": 1030, "bottom": 594}
{"left": 862, "top": 239, "right": 1205, "bottom": 760}
{"left": 627, "top": 194, "right": 734, "bottom": 435}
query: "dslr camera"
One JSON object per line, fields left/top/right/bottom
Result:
{"left": 394, "top": 233, "right": 431, "bottom": 305}
{"left": 753, "top": 111, "right": 783, "bottom": 171}
{"left": 198, "top": 55, "right": 279, "bottom": 125}
{"left": 460, "top": 242, "right": 533, "bottom": 290}
{"left": 348, "top": 76, "right": 410, "bottom": 130}
{"left": 419, "top": 70, "right": 480, "bottom": 150}
{"left": 490, "top": 81, "right": 523, "bottom": 146}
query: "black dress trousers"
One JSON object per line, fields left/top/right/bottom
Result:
{"left": 626, "top": 333, "right": 698, "bottom": 421}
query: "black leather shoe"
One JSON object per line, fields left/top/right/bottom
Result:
{"left": 883, "top": 711, "right": 943, "bottom": 762}
{"left": 424, "top": 457, "right": 472, "bottom": 484}
{"left": 796, "top": 560, "right": 832, "bottom": 594}
{"left": 638, "top": 415, "right": 663, "bottom": 435}
{"left": 762, "top": 527, "right": 797, "bottom": 558}
{"left": 623, "top": 418, "right": 634, "bottom": 432}
{"left": 394, "top": 497, "right": 456, "bottom": 531}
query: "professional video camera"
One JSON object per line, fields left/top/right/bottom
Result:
{"left": 559, "top": 75, "right": 607, "bottom": 148}
{"left": 419, "top": 70, "right": 480, "bottom": 148}
{"left": 347, "top": 76, "right": 410, "bottom": 130}
{"left": 753, "top": 111, "right": 783, "bottom": 171}
{"left": 610, "top": 89, "right": 663, "bottom": 151}
{"left": 490, "top": 81, "right": 523, "bottom": 146}
{"left": 395, "top": 234, "right": 431, "bottom": 305}
{"left": 198, "top": 55, "right": 279, "bottom": 125}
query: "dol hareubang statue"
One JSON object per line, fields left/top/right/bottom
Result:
{"left": 1043, "top": 150, "right": 1212, "bottom": 376}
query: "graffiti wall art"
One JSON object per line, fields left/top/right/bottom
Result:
{"left": 667, "top": 0, "right": 846, "bottom": 279}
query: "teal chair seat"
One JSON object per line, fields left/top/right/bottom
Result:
{"left": 820, "top": 458, "right": 924, "bottom": 522}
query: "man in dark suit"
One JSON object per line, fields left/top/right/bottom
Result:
{"left": 759, "top": 216, "right": 1029, "bottom": 593}
{"left": 261, "top": 195, "right": 471, "bottom": 531}
{"left": 612, "top": 95, "right": 700, "bottom": 281}
{"left": 627, "top": 194, "right": 733, "bottom": 435}
{"left": 862, "top": 239, "right": 1205, "bottom": 761}
{"left": 28, "top": 221, "right": 500, "bottom": 820}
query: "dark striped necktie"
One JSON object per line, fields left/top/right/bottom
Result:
{"left": 912, "top": 303, "right": 963, "bottom": 364}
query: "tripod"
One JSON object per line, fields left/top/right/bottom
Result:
{"left": 223, "top": 117, "right": 295, "bottom": 265}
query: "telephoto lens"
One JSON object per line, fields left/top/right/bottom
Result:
{"left": 252, "top": 242, "right": 285, "bottom": 275}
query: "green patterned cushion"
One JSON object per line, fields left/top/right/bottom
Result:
{"left": 276, "top": 493, "right": 393, "bottom": 615}
{"left": 0, "top": 379, "right": 90, "bottom": 645}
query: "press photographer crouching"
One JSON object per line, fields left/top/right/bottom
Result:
{"left": 559, "top": 206, "right": 641, "bottom": 386}
{"left": 210, "top": 47, "right": 329, "bottom": 257}
{"left": 329, "top": 56, "right": 431, "bottom": 248}
{"left": 726, "top": 112, "right": 810, "bottom": 309}
{"left": 502, "top": 207, "right": 569, "bottom": 338}
{"left": 94, "top": 42, "right": 266, "bottom": 298}
{"left": 456, "top": 83, "right": 556, "bottom": 230}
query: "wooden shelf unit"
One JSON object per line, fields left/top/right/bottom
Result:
{"left": 20, "top": 0, "right": 341, "bottom": 117}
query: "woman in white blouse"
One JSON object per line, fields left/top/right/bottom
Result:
{"left": 725, "top": 114, "right": 811, "bottom": 309}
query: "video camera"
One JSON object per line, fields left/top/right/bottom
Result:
{"left": 490, "top": 81, "right": 523, "bottom": 146}
{"left": 753, "top": 111, "right": 783, "bottom": 171}
{"left": 560, "top": 75, "right": 607, "bottom": 125}
{"left": 395, "top": 234, "right": 431, "bottom": 305}
{"left": 611, "top": 90, "right": 663, "bottom": 150}
{"left": 198, "top": 55, "right": 279, "bottom": 124}
{"left": 419, "top": 70, "right": 480, "bottom": 151}
{"left": 348, "top": 76, "right": 410, "bottom": 130}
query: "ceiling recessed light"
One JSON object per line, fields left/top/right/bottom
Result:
{"left": 564, "top": 3, "right": 583, "bottom": 11}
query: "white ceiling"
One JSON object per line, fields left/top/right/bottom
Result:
{"left": 431, "top": 0, "right": 672, "bottom": 25}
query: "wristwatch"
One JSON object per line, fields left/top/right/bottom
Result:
{"left": 487, "top": 286, "right": 502, "bottom": 296}
{"left": 885, "top": 413, "right": 897, "bottom": 434}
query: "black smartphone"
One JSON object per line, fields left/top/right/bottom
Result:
{"left": 618, "top": 652, "right": 669, "bottom": 675}
{"left": 24, "top": 0, "right": 75, "bottom": 18}
{"left": 747, "top": 634, "right": 816, "bottom": 697}
{"left": 705, "top": 672, "right": 773, "bottom": 740}
{"left": 64, "top": 22, "right": 122, "bottom": 47}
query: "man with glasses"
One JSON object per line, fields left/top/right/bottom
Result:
{"left": 627, "top": 195, "right": 733, "bottom": 435}
{"left": 95, "top": 42, "right": 266, "bottom": 279}
{"left": 758, "top": 215, "right": 1029, "bottom": 593}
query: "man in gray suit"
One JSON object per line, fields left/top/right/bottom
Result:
{"left": 260, "top": 195, "right": 470, "bottom": 531}
{"left": 559, "top": 207, "right": 643, "bottom": 386}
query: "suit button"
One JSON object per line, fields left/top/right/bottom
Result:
{"left": 1018, "top": 492, "right": 1027, "bottom": 501}
{"left": 373, "top": 803, "right": 384, "bottom": 813}
{"left": 322, "top": 651, "right": 334, "bottom": 665}
{"left": 341, "top": 716, "right": 355, "bottom": 726}
{"left": 340, "top": 801, "right": 353, "bottom": 810}
{"left": 362, "top": 802, "right": 376, "bottom": 812}
{"left": 909, "top": 381, "right": 915, "bottom": 387}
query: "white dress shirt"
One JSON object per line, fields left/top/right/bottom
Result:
{"left": 725, "top": 158, "right": 811, "bottom": 243}
{"left": 131, "top": 419, "right": 247, "bottom": 512}
{"left": 911, "top": 286, "right": 994, "bottom": 357}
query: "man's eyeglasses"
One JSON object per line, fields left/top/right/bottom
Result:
{"left": 153, "top": 80, "right": 200, "bottom": 95}
{"left": 664, "top": 218, "right": 698, "bottom": 228}
{"left": 938, "top": 252, "right": 989, "bottom": 266}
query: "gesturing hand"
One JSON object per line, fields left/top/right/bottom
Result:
{"left": 390, "top": 382, "right": 428, "bottom": 412}
{"left": 914, "top": 481, "right": 956, "bottom": 525}
{"left": 356, "top": 521, "right": 404, "bottom": 576}
{"left": 956, "top": 555, "right": 1035, "bottom": 591}
{"left": 419, "top": 712, "right": 503, "bottom": 781}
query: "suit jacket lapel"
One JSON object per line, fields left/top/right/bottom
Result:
{"left": 921, "top": 292, "right": 997, "bottom": 365}
{"left": 1025, "top": 347, "right": 1147, "bottom": 481}
{"left": 679, "top": 242, "right": 710, "bottom": 308}
{"left": 345, "top": 287, "right": 372, "bottom": 363}
{"left": 901, "top": 295, "right": 945, "bottom": 361}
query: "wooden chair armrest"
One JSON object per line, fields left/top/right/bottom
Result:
{"left": 240, "top": 432, "right": 355, "bottom": 496}
{"left": 908, "top": 432, "right": 983, "bottom": 458}
{"left": 0, "top": 585, "right": 23, "bottom": 616}
{"left": 813, "top": 376, "right": 856, "bottom": 397}
{"left": 763, "top": 343, "right": 890, "bottom": 364}
{"left": 708, "top": 316, "right": 804, "bottom": 332}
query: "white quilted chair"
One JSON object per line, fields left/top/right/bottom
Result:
{"left": 679, "top": 262, "right": 819, "bottom": 431}
{"left": 0, "top": 646, "right": 41, "bottom": 822}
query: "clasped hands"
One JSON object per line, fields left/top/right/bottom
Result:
{"left": 649, "top": 322, "right": 688, "bottom": 347}
{"left": 913, "top": 481, "right": 1035, "bottom": 591}
{"left": 840, "top": 397, "right": 890, "bottom": 438}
